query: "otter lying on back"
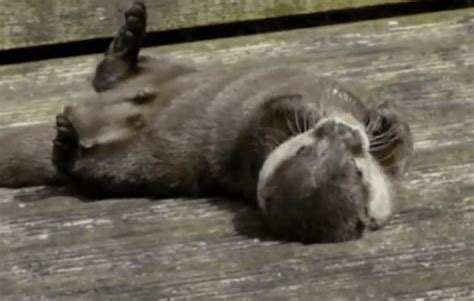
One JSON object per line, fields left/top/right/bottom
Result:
{"left": 0, "top": 3, "right": 413, "bottom": 243}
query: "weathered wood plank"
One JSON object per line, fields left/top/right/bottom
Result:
{"left": 1, "top": 0, "right": 415, "bottom": 51}
{"left": 1, "top": 8, "right": 474, "bottom": 300}
{"left": 2, "top": 8, "right": 474, "bottom": 127}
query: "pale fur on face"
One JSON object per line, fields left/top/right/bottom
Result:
{"left": 257, "top": 130, "right": 317, "bottom": 213}
{"left": 257, "top": 115, "right": 393, "bottom": 229}
{"left": 335, "top": 114, "right": 394, "bottom": 226}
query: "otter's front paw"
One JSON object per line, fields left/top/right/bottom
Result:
{"left": 52, "top": 114, "right": 80, "bottom": 175}
{"left": 366, "top": 101, "right": 413, "bottom": 177}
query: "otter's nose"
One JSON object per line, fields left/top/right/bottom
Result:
{"left": 336, "top": 122, "right": 366, "bottom": 155}
{"left": 335, "top": 122, "right": 354, "bottom": 138}
{"left": 315, "top": 117, "right": 368, "bottom": 155}
{"left": 315, "top": 117, "right": 356, "bottom": 140}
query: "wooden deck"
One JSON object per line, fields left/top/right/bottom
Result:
{"left": 1, "top": 5, "right": 474, "bottom": 300}
{"left": 1, "top": 0, "right": 414, "bottom": 50}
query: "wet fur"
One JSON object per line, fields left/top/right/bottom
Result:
{"left": 0, "top": 2, "right": 413, "bottom": 243}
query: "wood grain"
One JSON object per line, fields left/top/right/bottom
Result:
{"left": 1, "top": 0, "right": 414, "bottom": 51}
{"left": 0, "top": 8, "right": 473, "bottom": 300}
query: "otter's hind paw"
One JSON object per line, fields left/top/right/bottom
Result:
{"left": 110, "top": 2, "right": 147, "bottom": 62}
{"left": 125, "top": 2, "right": 146, "bottom": 35}
{"left": 52, "top": 114, "right": 80, "bottom": 175}
{"left": 93, "top": 2, "right": 147, "bottom": 92}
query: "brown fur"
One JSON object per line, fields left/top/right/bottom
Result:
{"left": 0, "top": 2, "right": 413, "bottom": 243}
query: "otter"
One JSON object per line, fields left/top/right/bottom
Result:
{"left": 0, "top": 2, "right": 413, "bottom": 243}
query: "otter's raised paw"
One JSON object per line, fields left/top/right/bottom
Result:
{"left": 125, "top": 2, "right": 146, "bottom": 35}
{"left": 110, "top": 2, "right": 147, "bottom": 61}
{"left": 366, "top": 101, "right": 414, "bottom": 177}
{"left": 52, "top": 113, "right": 80, "bottom": 174}
{"left": 93, "top": 2, "right": 147, "bottom": 92}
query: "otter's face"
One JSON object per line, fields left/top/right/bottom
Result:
{"left": 257, "top": 116, "right": 392, "bottom": 243}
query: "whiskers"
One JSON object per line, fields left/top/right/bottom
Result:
{"left": 368, "top": 125, "right": 407, "bottom": 176}
{"left": 256, "top": 109, "right": 318, "bottom": 153}
{"left": 284, "top": 107, "right": 317, "bottom": 136}
{"left": 255, "top": 127, "right": 288, "bottom": 151}
{"left": 369, "top": 125, "right": 399, "bottom": 151}
{"left": 284, "top": 111, "right": 299, "bottom": 136}
{"left": 303, "top": 112, "right": 317, "bottom": 132}
{"left": 295, "top": 110, "right": 303, "bottom": 134}
{"left": 366, "top": 102, "right": 414, "bottom": 177}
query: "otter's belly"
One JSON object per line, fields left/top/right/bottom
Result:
{"left": 67, "top": 66, "right": 371, "bottom": 199}
{"left": 146, "top": 68, "right": 369, "bottom": 199}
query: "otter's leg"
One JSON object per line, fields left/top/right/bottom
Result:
{"left": 0, "top": 124, "right": 61, "bottom": 187}
{"left": 52, "top": 113, "right": 162, "bottom": 198}
{"left": 52, "top": 114, "right": 81, "bottom": 175}
{"left": 92, "top": 2, "right": 147, "bottom": 92}
{"left": 366, "top": 101, "right": 414, "bottom": 178}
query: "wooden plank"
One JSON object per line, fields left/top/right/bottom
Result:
{"left": 0, "top": 0, "right": 415, "bottom": 51}
{"left": 1, "top": 8, "right": 474, "bottom": 300}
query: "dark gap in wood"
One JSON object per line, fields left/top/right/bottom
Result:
{"left": 0, "top": 0, "right": 473, "bottom": 66}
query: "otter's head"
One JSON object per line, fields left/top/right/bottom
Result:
{"left": 257, "top": 116, "right": 392, "bottom": 243}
